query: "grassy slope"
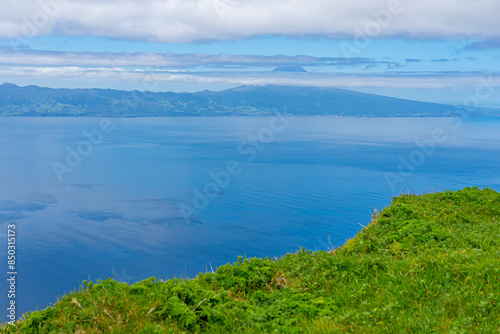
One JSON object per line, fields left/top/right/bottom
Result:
{"left": 3, "top": 187, "right": 499, "bottom": 333}
{"left": 0, "top": 84, "right": 473, "bottom": 117}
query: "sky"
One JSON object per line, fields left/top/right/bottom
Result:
{"left": 0, "top": 0, "right": 499, "bottom": 106}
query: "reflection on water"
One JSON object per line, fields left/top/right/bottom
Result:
{"left": 0, "top": 116, "right": 499, "bottom": 319}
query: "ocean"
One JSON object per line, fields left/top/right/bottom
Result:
{"left": 0, "top": 116, "right": 499, "bottom": 319}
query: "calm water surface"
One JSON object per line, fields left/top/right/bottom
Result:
{"left": 0, "top": 116, "right": 499, "bottom": 319}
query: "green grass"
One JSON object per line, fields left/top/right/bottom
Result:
{"left": 3, "top": 187, "right": 500, "bottom": 333}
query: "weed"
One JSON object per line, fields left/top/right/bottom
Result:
{"left": 2, "top": 187, "right": 499, "bottom": 333}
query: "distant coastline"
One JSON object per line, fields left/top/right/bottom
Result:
{"left": 2, "top": 83, "right": 498, "bottom": 118}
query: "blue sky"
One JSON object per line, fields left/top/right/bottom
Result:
{"left": 1, "top": 0, "right": 499, "bottom": 106}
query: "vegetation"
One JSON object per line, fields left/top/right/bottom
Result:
{"left": 2, "top": 83, "right": 494, "bottom": 117}
{"left": 2, "top": 187, "right": 499, "bottom": 333}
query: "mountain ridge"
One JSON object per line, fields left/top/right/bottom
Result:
{"left": 0, "top": 83, "right": 497, "bottom": 117}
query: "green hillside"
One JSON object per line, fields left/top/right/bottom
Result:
{"left": 2, "top": 83, "right": 497, "bottom": 117}
{"left": 2, "top": 187, "right": 499, "bottom": 333}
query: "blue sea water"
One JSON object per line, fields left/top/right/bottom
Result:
{"left": 0, "top": 116, "right": 499, "bottom": 320}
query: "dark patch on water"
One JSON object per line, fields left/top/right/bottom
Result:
{"left": 0, "top": 212, "right": 27, "bottom": 221}
{"left": 0, "top": 200, "right": 48, "bottom": 212}
{"left": 73, "top": 210, "right": 123, "bottom": 222}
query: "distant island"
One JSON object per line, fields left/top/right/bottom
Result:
{"left": 0, "top": 83, "right": 498, "bottom": 117}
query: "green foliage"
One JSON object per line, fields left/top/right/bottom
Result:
{"left": 2, "top": 83, "right": 493, "bottom": 117}
{"left": 2, "top": 187, "right": 499, "bottom": 333}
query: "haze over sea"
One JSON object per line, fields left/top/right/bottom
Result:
{"left": 0, "top": 116, "right": 499, "bottom": 319}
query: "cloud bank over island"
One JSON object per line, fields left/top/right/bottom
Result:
{"left": 0, "top": 0, "right": 499, "bottom": 104}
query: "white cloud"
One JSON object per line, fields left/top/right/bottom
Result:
{"left": 0, "top": 48, "right": 387, "bottom": 68}
{"left": 2, "top": 64, "right": 499, "bottom": 91}
{"left": 0, "top": 0, "right": 499, "bottom": 43}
